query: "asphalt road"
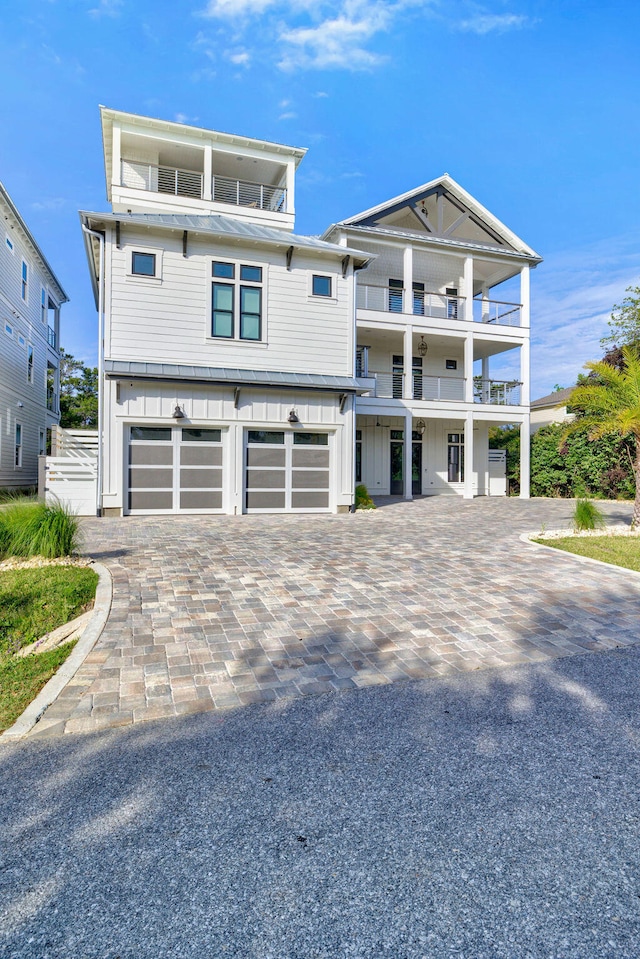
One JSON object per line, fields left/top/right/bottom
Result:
{"left": 2, "top": 646, "right": 640, "bottom": 958}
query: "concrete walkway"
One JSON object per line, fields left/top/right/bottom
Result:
{"left": 27, "top": 497, "right": 639, "bottom": 738}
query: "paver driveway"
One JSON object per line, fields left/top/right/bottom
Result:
{"left": 29, "top": 497, "right": 639, "bottom": 738}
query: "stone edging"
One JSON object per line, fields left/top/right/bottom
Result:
{"left": 1, "top": 562, "right": 113, "bottom": 742}
{"left": 520, "top": 531, "right": 640, "bottom": 582}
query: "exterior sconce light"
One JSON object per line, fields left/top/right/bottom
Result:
{"left": 416, "top": 419, "right": 426, "bottom": 435}
{"left": 172, "top": 404, "right": 185, "bottom": 419}
{"left": 417, "top": 335, "right": 428, "bottom": 357}
{"left": 288, "top": 409, "right": 299, "bottom": 424}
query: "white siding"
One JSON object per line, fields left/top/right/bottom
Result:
{"left": 107, "top": 229, "right": 352, "bottom": 376}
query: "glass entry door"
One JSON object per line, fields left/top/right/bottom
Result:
{"left": 412, "top": 433, "right": 422, "bottom": 495}
{"left": 390, "top": 429, "right": 404, "bottom": 494}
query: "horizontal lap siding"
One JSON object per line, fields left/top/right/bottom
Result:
{"left": 108, "top": 230, "right": 352, "bottom": 375}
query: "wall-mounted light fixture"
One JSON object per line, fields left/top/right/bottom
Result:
{"left": 288, "top": 409, "right": 299, "bottom": 424}
{"left": 416, "top": 419, "right": 426, "bottom": 435}
{"left": 172, "top": 404, "right": 185, "bottom": 419}
{"left": 417, "top": 335, "right": 428, "bottom": 357}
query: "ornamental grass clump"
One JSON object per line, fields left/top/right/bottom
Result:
{"left": 573, "top": 497, "right": 605, "bottom": 532}
{"left": 355, "top": 484, "right": 376, "bottom": 510}
{"left": 0, "top": 499, "right": 80, "bottom": 559}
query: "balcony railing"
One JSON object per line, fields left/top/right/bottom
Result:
{"left": 120, "top": 160, "right": 288, "bottom": 212}
{"left": 362, "top": 371, "right": 465, "bottom": 401}
{"left": 357, "top": 285, "right": 464, "bottom": 319}
{"left": 47, "top": 326, "right": 57, "bottom": 349}
{"left": 473, "top": 298, "right": 522, "bottom": 326}
{"left": 212, "top": 176, "right": 287, "bottom": 212}
{"left": 474, "top": 379, "right": 522, "bottom": 405}
{"left": 356, "top": 284, "right": 523, "bottom": 327}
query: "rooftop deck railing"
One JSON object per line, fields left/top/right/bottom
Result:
{"left": 473, "top": 297, "right": 522, "bottom": 326}
{"left": 47, "top": 326, "right": 57, "bottom": 349}
{"left": 120, "top": 160, "right": 288, "bottom": 212}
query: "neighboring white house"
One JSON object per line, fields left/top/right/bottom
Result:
{"left": 72, "top": 107, "right": 540, "bottom": 516}
{"left": 0, "top": 181, "right": 66, "bottom": 490}
{"left": 530, "top": 386, "right": 575, "bottom": 433}
{"left": 324, "top": 176, "right": 541, "bottom": 498}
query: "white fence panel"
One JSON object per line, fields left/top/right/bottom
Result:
{"left": 488, "top": 449, "right": 507, "bottom": 497}
{"left": 45, "top": 458, "right": 97, "bottom": 516}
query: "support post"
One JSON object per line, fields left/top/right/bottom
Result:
{"left": 463, "top": 255, "right": 474, "bottom": 322}
{"left": 481, "top": 284, "right": 490, "bottom": 324}
{"left": 463, "top": 411, "right": 474, "bottom": 499}
{"left": 520, "top": 264, "right": 530, "bottom": 328}
{"left": 520, "top": 337, "right": 530, "bottom": 407}
{"left": 285, "top": 160, "right": 295, "bottom": 215}
{"left": 404, "top": 410, "right": 413, "bottom": 501}
{"left": 519, "top": 417, "right": 530, "bottom": 499}
{"left": 112, "top": 123, "right": 121, "bottom": 190}
{"left": 403, "top": 325, "right": 413, "bottom": 399}
{"left": 203, "top": 145, "right": 213, "bottom": 201}
{"left": 403, "top": 245, "right": 413, "bottom": 315}
{"left": 464, "top": 333, "right": 474, "bottom": 403}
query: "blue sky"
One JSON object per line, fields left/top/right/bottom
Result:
{"left": 1, "top": 0, "right": 640, "bottom": 397}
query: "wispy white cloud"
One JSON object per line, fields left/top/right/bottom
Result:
{"left": 459, "top": 13, "right": 530, "bottom": 35}
{"left": 278, "top": 6, "right": 390, "bottom": 71}
{"left": 279, "top": 111, "right": 298, "bottom": 119}
{"left": 31, "top": 197, "right": 66, "bottom": 212}
{"left": 175, "top": 113, "right": 200, "bottom": 124}
{"left": 88, "top": 0, "right": 123, "bottom": 18}
{"left": 227, "top": 49, "right": 251, "bottom": 65}
{"left": 313, "top": 90, "right": 330, "bottom": 97}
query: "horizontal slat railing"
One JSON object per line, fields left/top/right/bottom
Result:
{"left": 121, "top": 159, "right": 204, "bottom": 199}
{"left": 212, "top": 176, "right": 287, "bottom": 212}
{"left": 474, "top": 379, "right": 522, "bottom": 405}
{"left": 356, "top": 285, "right": 465, "bottom": 319}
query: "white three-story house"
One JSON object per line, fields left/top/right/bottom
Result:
{"left": 80, "top": 108, "right": 370, "bottom": 516}
{"left": 324, "top": 177, "right": 541, "bottom": 499}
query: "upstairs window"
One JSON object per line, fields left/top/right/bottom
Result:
{"left": 41, "top": 287, "right": 47, "bottom": 323}
{"left": 312, "top": 275, "right": 332, "bottom": 297}
{"left": 6, "top": 235, "right": 14, "bottom": 253}
{"left": 211, "top": 261, "right": 263, "bottom": 341}
{"left": 21, "top": 260, "right": 28, "bottom": 301}
{"left": 15, "top": 424, "right": 22, "bottom": 468}
{"left": 132, "top": 251, "right": 157, "bottom": 276}
{"left": 27, "top": 345, "right": 34, "bottom": 383}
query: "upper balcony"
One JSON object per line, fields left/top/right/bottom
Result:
{"left": 356, "top": 284, "right": 522, "bottom": 327}
{"left": 102, "top": 107, "right": 305, "bottom": 231}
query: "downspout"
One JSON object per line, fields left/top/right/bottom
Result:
{"left": 82, "top": 225, "right": 105, "bottom": 517}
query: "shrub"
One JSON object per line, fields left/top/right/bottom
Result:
{"left": 0, "top": 500, "right": 80, "bottom": 559}
{"left": 355, "top": 484, "right": 376, "bottom": 510}
{"left": 573, "top": 497, "right": 605, "bottom": 532}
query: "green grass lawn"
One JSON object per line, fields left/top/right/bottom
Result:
{"left": 536, "top": 535, "right": 640, "bottom": 573}
{"left": 0, "top": 565, "right": 98, "bottom": 732}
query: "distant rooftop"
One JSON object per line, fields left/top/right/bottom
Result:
{"left": 531, "top": 386, "right": 575, "bottom": 408}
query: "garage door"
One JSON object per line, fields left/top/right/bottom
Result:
{"left": 128, "top": 426, "right": 224, "bottom": 514}
{"left": 245, "top": 430, "right": 331, "bottom": 512}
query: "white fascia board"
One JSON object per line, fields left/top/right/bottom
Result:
{"left": 0, "top": 182, "right": 69, "bottom": 302}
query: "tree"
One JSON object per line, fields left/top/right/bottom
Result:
{"left": 600, "top": 285, "right": 640, "bottom": 350}
{"left": 568, "top": 346, "right": 640, "bottom": 526}
{"left": 59, "top": 350, "right": 98, "bottom": 429}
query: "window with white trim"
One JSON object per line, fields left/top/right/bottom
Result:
{"left": 132, "top": 251, "right": 156, "bottom": 276}
{"left": 15, "top": 423, "right": 22, "bottom": 468}
{"left": 21, "top": 260, "right": 28, "bottom": 301}
{"left": 6, "top": 235, "right": 14, "bottom": 253}
{"left": 211, "top": 260, "right": 263, "bottom": 341}
{"left": 5, "top": 322, "right": 13, "bottom": 337}
{"left": 39, "top": 429, "right": 46, "bottom": 456}
{"left": 41, "top": 287, "right": 47, "bottom": 323}
{"left": 27, "top": 345, "right": 34, "bottom": 383}
{"left": 312, "top": 274, "right": 332, "bottom": 297}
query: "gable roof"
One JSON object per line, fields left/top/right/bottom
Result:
{"left": 531, "top": 386, "right": 575, "bottom": 409}
{"left": 0, "top": 181, "right": 69, "bottom": 302}
{"left": 328, "top": 174, "right": 541, "bottom": 261}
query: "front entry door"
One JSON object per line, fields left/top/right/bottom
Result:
{"left": 412, "top": 439, "right": 422, "bottom": 495}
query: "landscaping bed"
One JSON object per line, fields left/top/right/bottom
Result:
{"left": 535, "top": 533, "right": 640, "bottom": 573}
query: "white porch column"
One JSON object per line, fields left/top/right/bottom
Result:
{"left": 481, "top": 284, "right": 490, "bottom": 324}
{"left": 403, "top": 324, "right": 413, "bottom": 399}
{"left": 520, "top": 264, "right": 530, "bottom": 328}
{"left": 112, "top": 123, "right": 121, "bottom": 189}
{"left": 404, "top": 410, "right": 413, "bottom": 500}
{"left": 519, "top": 416, "right": 530, "bottom": 499}
{"left": 463, "top": 411, "right": 474, "bottom": 499}
{"left": 463, "top": 255, "right": 474, "bottom": 322}
{"left": 285, "top": 160, "right": 296, "bottom": 215}
{"left": 520, "top": 337, "right": 530, "bottom": 406}
{"left": 203, "top": 145, "right": 213, "bottom": 201}
{"left": 464, "top": 333, "right": 474, "bottom": 403}
{"left": 403, "top": 245, "right": 413, "bottom": 315}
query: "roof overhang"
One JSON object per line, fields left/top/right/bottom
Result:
{"left": 0, "top": 181, "right": 69, "bottom": 303}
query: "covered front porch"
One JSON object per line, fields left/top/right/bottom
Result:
{"left": 356, "top": 410, "right": 529, "bottom": 499}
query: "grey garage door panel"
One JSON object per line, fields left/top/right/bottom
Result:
{"left": 129, "top": 490, "right": 173, "bottom": 510}
{"left": 179, "top": 468, "right": 223, "bottom": 489}
{"left": 129, "top": 468, "right": 174, "bottom": 489}
{"left": 180, "top": 446, "right": 223, "bottom": 467}
{"left": 180, "top": 490, "right": 223, "bottom": 509}
{"left": 246, "top": 469, "right": 286, "bottom": 489}
{"left": 246, "top": 490, "right": 286, "bottom": 509}
{"left": 247, "top": 447, "right": 286, "bottom": 468}
{"left": 291, "top": 491, "right": 330, "bottom": 509}
{"left": 130, "top": 445, "right": 173, "bottom": 466}
{"left": 291, "top": 470, "right": 330, "bottom": 489}
{"left": 292, "top": 449, "right": 330, "bottom": 468}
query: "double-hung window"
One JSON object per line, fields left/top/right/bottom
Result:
{"left": 212, "top": 261, "right": 263, "bottom": 341}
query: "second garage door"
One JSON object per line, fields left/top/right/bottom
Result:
{"left": 245, "top": 430, "right": 331, "bottom": 512}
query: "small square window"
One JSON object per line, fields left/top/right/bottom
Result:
{"left": 213, "top": 261, "right": 235, "bottom": 279}
{"left": 132, "top": 252, "right": 156, "bottom": 276}
{"left": 445, "top": 359, "right": 457, "bottom": 370}
{"left": 312, "top": 275, "right": 332, "bottom": 297}
{"left": 5, "top": 322, "right": 13, "bottom": 337}
{"left": 240, "top": 265, "right": 262, "bottom": 282}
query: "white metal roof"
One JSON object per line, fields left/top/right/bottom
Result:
{"left": 105, "top": 360, "right": 363, "bottom": 392}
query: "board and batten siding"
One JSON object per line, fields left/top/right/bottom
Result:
{"left": 106, "top": 228, "right": 354, "bottom": 376}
